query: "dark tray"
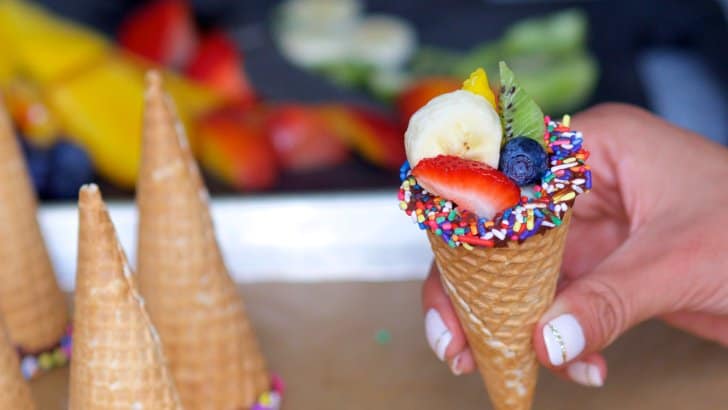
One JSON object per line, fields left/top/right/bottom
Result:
{"left": 32, "top": 0, "right": 728, "bottom": 198}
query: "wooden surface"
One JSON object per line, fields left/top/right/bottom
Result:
{"left": 31, "top": 281, "right": 728, "bottom": 409}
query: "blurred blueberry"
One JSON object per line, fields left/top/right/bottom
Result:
{"left": 19, "top": 137, "right": 51, "bottom": 195}
{"left": 45, "top": 141, "right": 94, "bottom": 200}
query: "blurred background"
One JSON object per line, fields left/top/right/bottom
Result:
{"left": 1, "top": 0, "right": 726, "bottom": 202}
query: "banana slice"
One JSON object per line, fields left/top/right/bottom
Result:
{"left": 351, "top": 15, "right": 416, "bottom": 69}
{"left": 276, "top": 0, "right": 362, "bottom": 33}
{"left": 276, "top": 29, "right": 350, "bottom": 68}
{"left": 405, "top": 90, "right": 503, "bottom": 168}
{"left": 274, "top": 0, "right": 362, "bottom": 67}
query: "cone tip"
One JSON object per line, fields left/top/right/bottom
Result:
{"left": 145, "top": 70, "right": 163, "bottom": 92}
{"left": 79, "top": 183, "right": 100, "bottom": 199}
{"left": 78, "top": 183, "right": 104, "bottom": 209}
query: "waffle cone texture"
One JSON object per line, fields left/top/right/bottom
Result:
{"left": 69, "top": 185, "right": 183, "bottom": 409}
{"left": 136, "top": 72, "right": 269, "bottom": 409}
{"left": 427, "top": 213, "right": 571, "bottom": 410}
{"left": 0, "top": 318, "right": 36, "bottom": 410}
{"left": 0, "top": 97, "right": 68, "bottom": 353}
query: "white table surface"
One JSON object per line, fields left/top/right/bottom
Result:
{"left": 39, "top": 191, "right": 432, "bottom": 291}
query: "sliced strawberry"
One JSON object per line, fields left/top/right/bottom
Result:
{"left": 196, "top": 104, "right": 279, "bottom": 190}
{"left": 317, "top": 104, "right": 405, "bottom": 170}
{"left": 118, "top": 0, "right": 197, "bottom": 68}
{"left": 412, "top": 155, "right": 520, "bottom": 219}
{"left": 185, "top": 32, "right": 256, "bottom": 104}
{"left": 266, "top": 104, "right": 349, "bottom": 171}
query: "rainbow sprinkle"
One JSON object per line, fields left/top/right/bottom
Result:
{"left": 398, "top": 116, "right": 592, "bottom": 248}
{"left": 19, "top": 325, "right": 73, "bottom": 379}
{"left": 250, "top": 374, "right": 285, "bottom": 410}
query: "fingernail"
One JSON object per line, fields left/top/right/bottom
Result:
{"left": 450, "top": 352, "right": 463, "bottom": 376}
{"left": 542, "top": 313, "right": 585, "bottom": 366}
{"left": 567, "top": 361, "right": 604, "bottom": 387}
{"left": 425, "top": 308, "right": 452, "bottom": 361}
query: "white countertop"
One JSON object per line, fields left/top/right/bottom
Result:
{"left": 39, "top": 191, "right": 432, "bottom": 291}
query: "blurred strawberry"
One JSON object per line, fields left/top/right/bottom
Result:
{"left": 197, "top": 105, "right": 278, "bottom": 190}
{"left": 396, "top": 77, "right": 460, "bottom": 126}
{"left": 185, "top": 32, "right": 256, "bottom": 104}
{"left": 318, "top": 105, "right": 405, "bottom": 170}
{"left": 266, "top": 104, "right": 349, "bottom": 172}
{"left": 118, "top": 0, "right": 197, "bottom": 68}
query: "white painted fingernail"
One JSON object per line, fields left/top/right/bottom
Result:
{"left": 567, "top": 361, "right": 603, "bottom": 387}
{"left": 425, "top": 308, "right": 452, "bottom": 361}
{"left": 542, "top": 314, "right": 585, "bottom": 366}
{"left": 450, "top": 352, "right": 463, "bottom": 376}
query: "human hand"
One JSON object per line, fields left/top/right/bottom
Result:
{"left": 421, "top": 103, "right": 728, "bottom": 386}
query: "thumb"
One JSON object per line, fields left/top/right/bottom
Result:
{"left": 533, "top": 234, "right": 683, "bottom": 368}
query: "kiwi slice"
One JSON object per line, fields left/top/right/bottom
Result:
{"left": 498, "top": 61, "right": 546, "bottom": 147}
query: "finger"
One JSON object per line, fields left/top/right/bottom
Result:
{"left": 422, "top": 263, "right": 469, "bottom": 362}
{"left": 662, "top": 311, "right": 728, "bottom": 347}
{"left": 534, "top": 231, "right": 685, "bottom": 368}
{"left": 558, "top": 104, "right": 639, "bottom": 280}
{"left": 449, "top": 347, "right": 477, "bottom": 376}
{"left": 554, "top": 353, "right": 607, "bottom": 388}
{"left": 561, "top": 214, "right": 630, "bottom": 280}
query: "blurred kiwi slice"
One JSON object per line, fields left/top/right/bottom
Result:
{"left": 512, "top": 53, "right": 599, "bottom": 115}
{"left": 498, "top": 61, "right": 546, "bottom": 147}
{"left": 501, "top": 9, "right": 588, "bottom": 57}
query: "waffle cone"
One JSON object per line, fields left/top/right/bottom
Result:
{"left": 0, "top": 97, "right": 68, "bottom": 353}
{"left": 0, "top": 318, "right": 36, "bottom": 410}
{"left": 136, "top": 72, "right": 269, "bottom": 409}
{"left": 69, "top": 185, "right": 183, "bottom": 409}
{"left": 427, "top": 213, "right": 571, "bottom": 410}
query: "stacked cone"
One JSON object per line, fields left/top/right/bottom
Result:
{"left": 0, "top": 96, "right": 68, "bottom": 354}
{"left": 136, "top": 71, "right": 269, "bottom": 409}
{"left": 427, "top": 213, "right": 571, "bottom": 410}
{"left": 0, "top": 318, "right": 36, "bottom": 410}
{"left": 69, "top": 184, "right": 183, "bottom": 409}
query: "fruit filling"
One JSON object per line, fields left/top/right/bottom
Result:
{"left": 399, "top": 63, "right": 592, "bottom": 248}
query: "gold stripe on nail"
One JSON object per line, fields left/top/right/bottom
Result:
{"left": 434, "top": 330, "right": 449, "bottom": 351}
{"left": 547, "top": 323, "right": 568, "bottom": 364}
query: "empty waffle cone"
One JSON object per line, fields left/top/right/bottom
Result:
{"left": 69, "top": 184, "right": 183, "bottom": 409}
{"left": 427, "top": 213, "right": 571, "bottom": 410}
{"left": 0, "top": 97, "right": 68, "bottom": 354}
{"left": 136, "top": 71, "right": 269, "bottom": 409}
{"left": 0, "top": 318, "right": 36, "bottom": 410}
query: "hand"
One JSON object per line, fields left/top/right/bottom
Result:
{"left": 421, "top": 103, "right": 728, "bottom": 386}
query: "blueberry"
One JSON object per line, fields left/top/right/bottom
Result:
{"left": 499, "top": 137, "right": 548, "bottom": 186}
{"left": 45, "top": 141, "right": 94, "bottom": 199}
{"left": 19, "top": 137, "right": 50, "bottom": 195}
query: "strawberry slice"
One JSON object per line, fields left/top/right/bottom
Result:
{"left": 412, "top": 155, "right": 520, "bottom": 219}
{"left": 185, "top": 32, "right": 256, "bottom": 104}
{"left": 118, "top": 0, "right": 197, "bottom": 68}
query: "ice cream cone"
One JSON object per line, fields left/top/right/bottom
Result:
{"left": 0, "top": 96, "right": 68, "bottom": 354}
{"left": 69, "top": 184, "right": 183, "bottom": 409}
{"left": 427, "top": 213, "right": 571, "bottom": 410}
{"left": 0, "top": 318, "right": 36, "bottom": 410}
{"left": 136, "top": 71, "right": 269, "bottom": 409}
